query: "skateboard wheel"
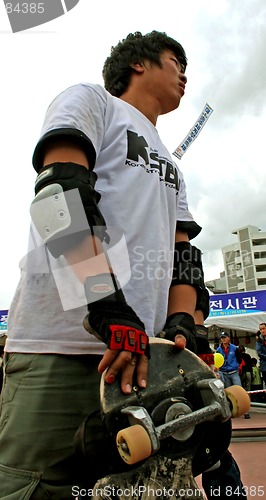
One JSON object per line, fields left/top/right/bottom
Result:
{"left": 116, "top": 424, "right": 152, "bottom": 464}
{"left": 225, "top": 385, "right": 250, "bottom": 417}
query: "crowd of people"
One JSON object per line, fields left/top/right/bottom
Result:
{"left": 214, "top": 324, "right": 266, "bottom": 406}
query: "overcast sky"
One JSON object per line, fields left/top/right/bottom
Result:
{"left": 1, "top": 0, "right": 265, "bottom": 308}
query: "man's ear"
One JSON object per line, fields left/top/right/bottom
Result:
{"left": 130, "top": 62, "right": 145, "bottom": 73}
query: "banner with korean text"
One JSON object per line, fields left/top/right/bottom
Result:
{"left": 209, "top": 290, "right": 266, "bottom": 318}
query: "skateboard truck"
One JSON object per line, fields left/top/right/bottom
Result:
{"left": 117, "top": 378, "right": 232, "bottom": 464}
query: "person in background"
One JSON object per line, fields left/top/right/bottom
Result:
{"left": 216, "top": 332, "right": 242, "bottom": 387}
{"left": 250, "top": 357, "right": 264, "bottom": 403}
{"left": 238, "top": 344, "right": 252, "bottom": 392}
{"left": 237, "top": 344, "right": 252, "bottom": 419}
{"left": 256, "top": 323, "right": 266, "bottom": 386}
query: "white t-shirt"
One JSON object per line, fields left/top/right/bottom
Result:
{"left": 6, "top": 84, "right": 196, "bottom": 354}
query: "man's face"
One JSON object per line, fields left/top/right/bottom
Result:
{"left": 143, "top": 49, "right": 187, "bottom": 114}
{"left": 259, "top": 324, "right": 266, "bottom": 337}
{"left": 221, "top": 336, "right": 230, "bottom": 346}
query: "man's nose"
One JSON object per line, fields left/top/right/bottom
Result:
{"left": 180, "top": 73, "right": 187, "bottom": 85}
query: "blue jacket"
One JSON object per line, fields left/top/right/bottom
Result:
{"left": 216, "top": 343, "right": 240, "bottom": 372}
{"left": 256, "top": 336, "right": 266, "bottom": 371}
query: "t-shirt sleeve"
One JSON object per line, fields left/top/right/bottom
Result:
{"left": 32, "top": 83, "right": 107, "bottom": 172}
{"left": 176, "top": 168, "right": 202, "bottom": 239}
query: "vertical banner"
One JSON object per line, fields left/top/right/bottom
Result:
{"left": 173, "top": 103, "right": 213, "bottom": 160}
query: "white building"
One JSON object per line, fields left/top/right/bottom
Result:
{"left": 222, "top": 225, "right": 266, "bottom": 293}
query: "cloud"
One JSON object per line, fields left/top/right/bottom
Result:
{"left": 191, "top": 0, "right": 266, "bottom": 122}
{"left": 1, "top": 0, "right": 265, "bottom": 307}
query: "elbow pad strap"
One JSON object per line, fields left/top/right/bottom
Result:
{"left": 85, "top": 273, "right": 125, "bottom": 308}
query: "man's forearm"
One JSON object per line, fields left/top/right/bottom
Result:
{"left": 64, "top": 235, "right": 111, "bottom": 284}
{"left": 168, "top": 284, "right": 197, "bottom": 317}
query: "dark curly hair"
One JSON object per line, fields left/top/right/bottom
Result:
{"left": 103, "top": 31, "right": 187, "bottom": 97}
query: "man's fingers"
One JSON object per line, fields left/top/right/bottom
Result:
{"left": 120, "top": 355, "right": 138, "bottom": 394}
{"left": 97, "top": 349, "right": 118, "bottom": 375}
{"left": 136, "top": 355, "right": 149, "bottom": 389}
{"left": 99, "top": 350, "right": 133, "bottom": 388}
{"left": 98, "top": 350, "right": 149, "bottom": 395}
{"left": 120, "top": 354, "right": 149, "bottom": 394}
{"left": 175, "top": 334, "right": 187, "bottom": 350}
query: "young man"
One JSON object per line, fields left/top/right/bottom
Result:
{"left": 0, "top": 30, "right": 208, "bottom": 499}
{"left": 256, "top": 322, "right": 266, "bottom": 385}
{"left": 0, "top": 31, "right": 243, "bottom": 499}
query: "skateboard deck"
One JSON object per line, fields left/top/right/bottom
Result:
{"left": 92, "top": 338, "right": 250, "bottom": 500}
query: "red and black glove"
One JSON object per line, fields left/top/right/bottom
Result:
{"left": 157, "top": 312, "right": 197, "bottom": 353}
{"left": 83, "top": 273, "right": 150, "bottom": 357}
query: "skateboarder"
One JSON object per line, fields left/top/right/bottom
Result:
{"left": 0, "top": 30, "right": 243, "bottom": 499}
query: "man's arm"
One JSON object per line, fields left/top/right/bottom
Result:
{"left": 256, "top": 342, "right": 266, "bottom": 359}
{"left": 167, "top": 231, "right": 197, "bottom": 318}
{"left": 43, "top": 139, "right": 111, "bottom": 281}
{"left": 166, "top": 230, "right": 197, "bottom": 350}
{"left": 158, "top": 229, "right": 203, "bottom": 352}
{"left": 160, "top": 227, "right": 211, "bottom": 356}
{"left": 31, "top": 139, "right": 149, "bottom": 394}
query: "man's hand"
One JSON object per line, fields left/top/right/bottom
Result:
{"left": 97, "top": 348, "right": 149, "bottom": 394}
{"left": 83, "top": 299, "right": 150, "bottom": 394}
{"left": 159, "top": 312, "right": 197, "bottom": 353}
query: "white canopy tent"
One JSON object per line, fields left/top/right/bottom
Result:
{"left": 205, "top": 311, "right": 266, "bottom": 334}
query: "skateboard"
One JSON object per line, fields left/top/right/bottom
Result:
{"left": 92, "top": 338, "right": 250, "bottom": 500}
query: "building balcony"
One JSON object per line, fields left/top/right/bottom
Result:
{"left": 252, "top": 243, "right": 266, "bottom": 252}
{"left": 254, "top": 257, "right": 266, "bottom": 266}
{"left": 255, "top": 271, "right": 266, "bottom": 279}
{"left": 257, "top": 283, "right": 266, "bottom": 290}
